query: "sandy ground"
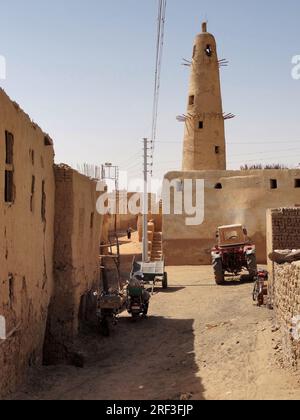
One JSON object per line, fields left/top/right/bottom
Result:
{"left": 9, "top": 260, "right": 300, "bottom": 401}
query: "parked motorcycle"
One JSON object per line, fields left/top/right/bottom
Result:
{"left": 127, "top": 273, "right": 150, "bottom": 319}
{"left": 253, "top": 270, "right": 269, "bottom": 306}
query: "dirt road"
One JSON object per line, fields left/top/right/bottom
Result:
{"left": 10, "top": 266, "right": 300, "bottom": 400}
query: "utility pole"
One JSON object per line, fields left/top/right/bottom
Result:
{"left": 100, "top": 163, "right": 121, "bottom": 283}
{"left": 143, "top": 138, "right": 149, "bottom": 263}
{"left": 101, "top": 163, "right": 119, "bottom": 232}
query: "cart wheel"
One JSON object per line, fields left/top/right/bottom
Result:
{"left": 162, "top": 272, "right": 168, "bottom": 289}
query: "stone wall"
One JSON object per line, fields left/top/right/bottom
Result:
{"left": 0, "top": 89, "right": 55, "bottom": 397}
{"left": 163, "top": 171, "right": 300, "bottom": 266}
{"left": 266, "top": 208, "right": 300, "bottom": 368}
{"left": 43, "top": 165, "right": 102, "bottom": 365}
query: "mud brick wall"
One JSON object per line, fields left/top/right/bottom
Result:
{"left": 43, "top": 165, "right": 103, "bottom": 365}
{"left": 266, "top": 208, "right": 300, "bottom": 368}
{"left": 267, "top": 208, "right": 300, "bottom": 304}
{"left": 163, "top": 170, "right": 300, "bottom": 266}
{"left": 268, "top": 208, "right": 300, "bottom": 251}
{"left": 273, "top": 263, "right": 300, "bottom": 368}
{"left": 0, "top": 89, "right": 55, "bottom": 398}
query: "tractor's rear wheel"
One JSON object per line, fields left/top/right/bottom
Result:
{"left": 247, "top": 254, "right": 257, "bottom": 281}
{"left": 213, "top": 259, "right": 225, "bottom": 285}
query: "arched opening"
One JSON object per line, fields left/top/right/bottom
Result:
{"left": 215, "top": 183, "right": 223, "bottom": 190}
{"left": 205, "top": 44, "right": 213, "bottom": 57}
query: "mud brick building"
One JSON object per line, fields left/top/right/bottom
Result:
{"left": 43, "top": 165, "right": 102, "bottom": 365}
{"left": 0, "top": 89, "right": 55, "bottom": 396}
{"left": 163, "top": 23, "right": 300, "bottom": 266}
{"left": 0, "top": 90, "right": 103, "bottom": 397}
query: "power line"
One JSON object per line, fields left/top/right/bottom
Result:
{"left": 230, "top": 147, "right": 300, "bottom": 158}
{"left": 117, "top": 151, "right": 141, "bottom": 168}
{"left": 122, "top": 161, "right": 141, "bottom": 171}
{"left": 150, "top": 0, "right": 167, "bottom": 175}
{"left": 228, "top": 155, "right": 300, "bottom": 164}
{"left": 155, "top": 140, "right": 300, "bottom": 145}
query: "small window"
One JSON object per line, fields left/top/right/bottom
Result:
{"left": 215, "top": 146, "right": 220, "bottom": 155}
{"left": 205, "top": 44, "right": 213, "bottom": 57}
{"left": 90, "top": 212, "right": 94, "bottom": 229}
{"left": 215, "top": 183, "right": 223, "bottom": 190}
{"left": 5, "top": 170, "right": 14, "bottom": 203}
{"left": 199, "top": 121, "right": 204, "bottom": 129}
{"left": 5, "top": 131, "right": 14, "bottom": 165}
{"left": 270, "top": 179, "right": 278, "bottom": 190}
{"left": 30, "top": 176, "right": 35, "bottom": 212}
{"left": 295, "top": 179, "right": 300, "bottom": 188}
{"left": 44, "top": 136, "right": 52, "bottom": 146}
{"left": 189, "top": 95, "right": 195, "bottom": 106}
{"left": 8, "top": 274, "right": 14, "bottom": 307}
{"left": 41, "top": 180, "right": 46, "bottom": 222}
{"left": 30, "top": 150, "right": 35, "bottom": 165}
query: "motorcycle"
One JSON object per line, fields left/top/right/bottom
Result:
{"left": 253, "top": 270, "right": 269, "bottom": 307}
{"left": 127, "top": 274, "right": 150, "bottom": 319}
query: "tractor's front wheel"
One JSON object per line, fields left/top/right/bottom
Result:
{"left": 247, "top": 254, "right": 257, "bottom": 281}
{"left": 213, "top": 258, "right": 225, "bottom": 285}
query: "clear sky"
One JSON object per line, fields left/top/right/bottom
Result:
{"left": 1, "top": 0, "right": 300, "bottom": 180}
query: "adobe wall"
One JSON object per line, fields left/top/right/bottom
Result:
{"left": 0, "top": 89, "right": 55, "bottom": 396}
{"left": 43, "top": 165, "right": 102, "bottom": 365}
{"left": 266, "top": 208, "right": 300, "bottom": 368}
{"left": 163, "top": 170, "right": 300, "bottom": 266}
{"left": 272, "top": 262, "right": 300, "bottom": 368}
{"left": 266, "top": 208, "right": 300, "bottom": 304}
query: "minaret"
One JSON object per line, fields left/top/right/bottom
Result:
{"left": 182, "top": 22, "right": 226, "bottom": 171}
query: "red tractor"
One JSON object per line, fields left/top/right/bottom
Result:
{"left": 211, "top": 224, "right": 257, "bottom": 285}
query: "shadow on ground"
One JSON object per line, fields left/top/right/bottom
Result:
{"left": 9, "top": 316, "right": 205, "bottom": 401}
{"left": 155, "top": 287, "right": 186, "bottom": 294}
{"left": 221, "top": 274, "right": 255, "bottom": 287}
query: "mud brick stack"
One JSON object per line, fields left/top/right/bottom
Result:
{"left": 271, "top": 208, "right": 300, "bottom": 250}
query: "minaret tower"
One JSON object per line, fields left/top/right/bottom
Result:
{"left": 182, "top": 22, "right": 226, "bottom": 171}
